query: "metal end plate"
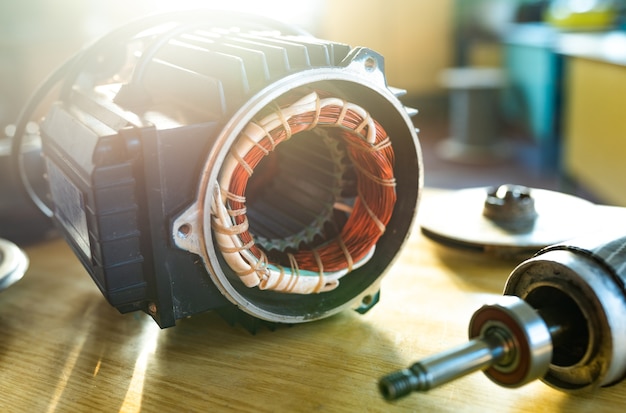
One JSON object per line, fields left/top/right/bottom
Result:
{"left": 420, "top": 186, "right": 597, "bottom": 258}
{"left": 0, "top": 238, "right": 29, "bottom": 291}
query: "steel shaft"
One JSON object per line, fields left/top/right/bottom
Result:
{"left": 379, "top": 330, "right": 510, "bottom": 400}
{"left": 379, "top": 296, "right": 553, "bottom": 401}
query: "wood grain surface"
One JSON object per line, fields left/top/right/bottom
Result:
{"left": 1, "top": 190, "right": 624, "bottom": 412}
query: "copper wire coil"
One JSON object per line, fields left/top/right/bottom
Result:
{"left": 225, "top": 95, "right": 396, "bottom": 274}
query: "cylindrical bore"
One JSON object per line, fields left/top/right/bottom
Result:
{"left": 505, "top": 249, "right": 626, "bottom": 390}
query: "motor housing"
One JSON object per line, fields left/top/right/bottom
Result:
{"left": 25, "top": 11, "right": 422, "bottom": 328}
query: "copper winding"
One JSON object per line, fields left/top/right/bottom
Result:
{"left": 224, "top": 92, "right": 396, "bottom": 276}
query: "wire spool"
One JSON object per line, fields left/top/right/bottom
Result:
{"left": 438, "top": 67, "right": 508, "bottom": 164}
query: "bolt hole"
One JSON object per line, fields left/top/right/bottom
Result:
{"left": 147, "top": 302, "right": 158, "bottom": 315}
{"left": 362, "top": 294, "right": 373, "bottom": 306}
{"left": 178, "top": 223, "right": 192, "bottom": 239}
{"left": 364, "top": 57, "right": 377, "bottom": 72}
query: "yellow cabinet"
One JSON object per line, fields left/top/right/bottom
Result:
{"left": 319, "top": 0, "right": 454, "bottom": 95}
{"left": 562, "top": 35, "right": 626, "bottom": 206}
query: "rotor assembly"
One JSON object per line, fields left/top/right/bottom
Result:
{"left": 380, "top": 230, "right": 626, "bottom": 399}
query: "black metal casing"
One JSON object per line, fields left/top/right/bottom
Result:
{"left": 32, "top": 13, "right": 422, "bottom": 330}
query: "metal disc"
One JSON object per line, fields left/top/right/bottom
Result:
{"left": 420, "top": 187, "right": 598, "bottom": 257}
{"left": 0, "top": 238, "right": 28, "bottom": 291}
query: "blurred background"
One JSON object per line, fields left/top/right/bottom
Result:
{"left": 1, "top": 0, "right": 626, "bottom": 220}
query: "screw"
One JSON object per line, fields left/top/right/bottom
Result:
{"left": 483, "top": 184, "right": 537, "bottom": 231}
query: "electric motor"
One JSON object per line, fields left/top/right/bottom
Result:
{"left": 13, "top": 11, "right": 422, "bottom": 329}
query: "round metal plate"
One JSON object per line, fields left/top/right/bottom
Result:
{"left": 420, "top": 187, "right": 597, "bottom": 257}
{"left": 0, "top": 238, "right": 28, "bottom": 291}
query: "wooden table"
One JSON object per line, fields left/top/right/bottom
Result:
{"left": 1, "top": 190, "right": 625, "bottom": 412}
